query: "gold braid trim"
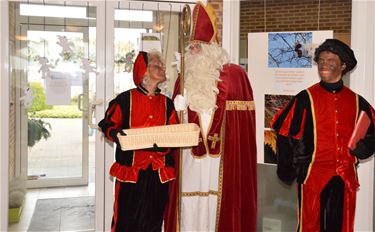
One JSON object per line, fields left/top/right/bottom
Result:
{"left": 225, "top": 100, "right": 255, "bottom": 111}
{"left": 181, "top": 190, "right": 219, "bottom": 197}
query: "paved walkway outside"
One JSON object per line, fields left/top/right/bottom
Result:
{"left": 28, "top": 118, "right": 95, "bottom": 181}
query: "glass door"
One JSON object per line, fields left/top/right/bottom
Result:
{"left": 8, "top": 1, "right": 103, "bottom": 231}
{"left": 14, "top": 2, "right": 96, "bottom": 189}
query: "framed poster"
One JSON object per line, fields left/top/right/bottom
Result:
{"left": 248, "top": 31, "right": 333, "bottom": 164}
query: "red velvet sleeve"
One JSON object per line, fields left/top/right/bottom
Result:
{"left": 271, "top": 95, "right": 306, "bottom": 139}
{"left": 369, "top": 104, "right": 375, "bottom": 135}
{"left": 168, "top": 109, "right": 179, "bottom": 125}
{"left": 98, "top": 101, "right": 123, "bottom": 142}
{"left": 271, "top": 92, "right": 309, "bottom": 183}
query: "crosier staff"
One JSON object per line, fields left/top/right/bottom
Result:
{"left": 179, "top": 4, "right": 191, "bottom": 123}
{"left": 177, "top": 4, "right": 191, "bottom": 230}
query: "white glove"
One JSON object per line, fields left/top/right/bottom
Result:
{"left": 174, "top": 94, "right": 187, "bottom": 112}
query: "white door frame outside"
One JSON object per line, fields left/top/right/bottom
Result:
{"left": 0, "top": 1, "right": 10, "bottom": 230}
{"left": 351, "top": 1, "right": 375, "bottom": 231}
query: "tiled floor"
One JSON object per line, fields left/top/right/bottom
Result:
{"left": 8, "top": 118, "right": 97, "bottom": 232}
{"left": 8, "top": 184, "right": 95, "bottom": 232}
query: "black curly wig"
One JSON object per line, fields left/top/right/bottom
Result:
{"left": 313, "top": 39, "right": 357, "bottom": 75}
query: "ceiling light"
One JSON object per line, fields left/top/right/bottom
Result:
{"left": 114, "top": 9, "right": 153, "bottom": 22}
{"left": 20, "top": 4, "right": 87, "bottom": 19}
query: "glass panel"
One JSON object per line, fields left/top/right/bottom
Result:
{"left": 113, "top": 10, "right": 180, "bottom": 95}
{"left": 257, "top": 163, "right": 297, "bottom": 231}
{"left": 8, "top": 2, "right": 97, "bottom": 230}
{"left": 26, "top": 30, "right": 85, "bottom": 179}
{"left": 114, "top": 28, "right": 146, "bottom": 94}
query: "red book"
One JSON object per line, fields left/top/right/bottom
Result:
{"left": 348, "top": 111, "right": 371, "bottom": 150}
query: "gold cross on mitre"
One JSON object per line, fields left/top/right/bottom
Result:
{"left": 208, "top": 133, "right": 220, "bottom": 149}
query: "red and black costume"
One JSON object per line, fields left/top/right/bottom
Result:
{"left": 98, "top": 84, "right": 178, "bottom": 232}
{"left": 271, "top": 80, "right": 375, "bottom": 231}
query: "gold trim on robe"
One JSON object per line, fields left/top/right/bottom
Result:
{"left": 181, "top": 190, "right": 219, "bottom": 197}
{"left": 226, "top": 100, "right": 255, "bottom": 111}
{"left": 189, "top": 100, "right": 255, "bottom": 158}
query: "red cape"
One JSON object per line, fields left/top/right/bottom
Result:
{"left": 165, "top": 64, "right": 257, "bottom": 231}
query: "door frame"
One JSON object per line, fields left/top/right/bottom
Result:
{"left": 351, "top": 1, "right": 375, "bottom": 231}
{"left": 18, "top": 25, "right": 91, "bottom": 188}
{"left": 94, "top": 1, "right": 106, "bottom": 230}
{"left": 0, "top": 0, "right": 107, "bottom": 231}
{"left": 0, "top": 1, "right": 10, "bottom": 230}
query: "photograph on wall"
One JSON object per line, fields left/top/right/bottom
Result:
{"left": 264, "top": 94, "right": 294, "bottom": 128}
{"left": 264, "top": 94, "right": 293, "bottom": 164}
{"left": 249, "top": 30, "right": 333, "bottom": 163}
{"left": 268, "top": 32, "right": 313, "bottom": 68}
{"left": 264, "top": 129, "right": 277, "bottom": 164}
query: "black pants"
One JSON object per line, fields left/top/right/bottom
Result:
{"left": 112, "top": 166, "right": 169, "bottom": 232}
{"left": 319, "top": 176, "right": 345, "bottom": 232}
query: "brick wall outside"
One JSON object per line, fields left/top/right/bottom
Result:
{"left": 240, "top": 0, "right": 351, "bottom": 43}
{"left": 207, "top": 0, "right": 351, "bottom": 50}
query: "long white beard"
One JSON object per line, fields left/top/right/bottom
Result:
{"left": 184, "top": 43, "right": 229, "bottom": 113}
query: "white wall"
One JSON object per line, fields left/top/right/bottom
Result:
{"left": 222, "top": 0, "right": 240, "bottom": 64}
{"left": 0, "top": 1, "right": 9, "bottom": 231}
{"left": 351, "top": 1, "right": 375, "bottom": 231}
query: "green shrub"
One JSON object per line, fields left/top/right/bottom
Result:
{"left": 28, "top": 118, "right": 51, "bottom": 147}
{"left": 71, "top": 95, "right": 78, "bottom": 104}
{"left": 26, "top": 82, "right": 82, "bottom": 118}
{"left": 30, "top": 105, "right": 82, "bottom": 118}
{"left": 28, "top": 82, "right": 53, "bottom": 112}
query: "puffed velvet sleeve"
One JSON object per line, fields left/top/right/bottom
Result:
{"left": 166, "top": 97, "right": 179, "bottom": 126}
{"left": 271, "top": 91, "right": 308, "bottom": 184}
{"left": 351, "top": 96, "right": 375, "bottom": 159}
{"left": 98, "top": 97, "right": 124, "bottom": 142}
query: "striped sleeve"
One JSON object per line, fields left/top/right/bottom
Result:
{"left": 98, "top": 98, "right": 123, "bottom": 142}
{"left": 270, "top": 91, "right": 309, "bottom": 183}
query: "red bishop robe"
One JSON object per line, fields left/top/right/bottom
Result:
{"left": 165, "top": 63, "right": 257, "bottom": 232}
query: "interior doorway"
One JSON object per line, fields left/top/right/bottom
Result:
{"left": 8, "top": 2, "right": 98, "bottom": 231}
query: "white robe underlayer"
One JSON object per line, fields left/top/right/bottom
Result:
{"left": 180, "top": 110, "right": 221, "bottom": 232}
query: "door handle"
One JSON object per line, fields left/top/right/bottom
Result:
{"left": 88, "top": 99, "right": 104, "bottom": 129}
{"left": 77, "top": 93, "right": 89, "bottom": 111}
